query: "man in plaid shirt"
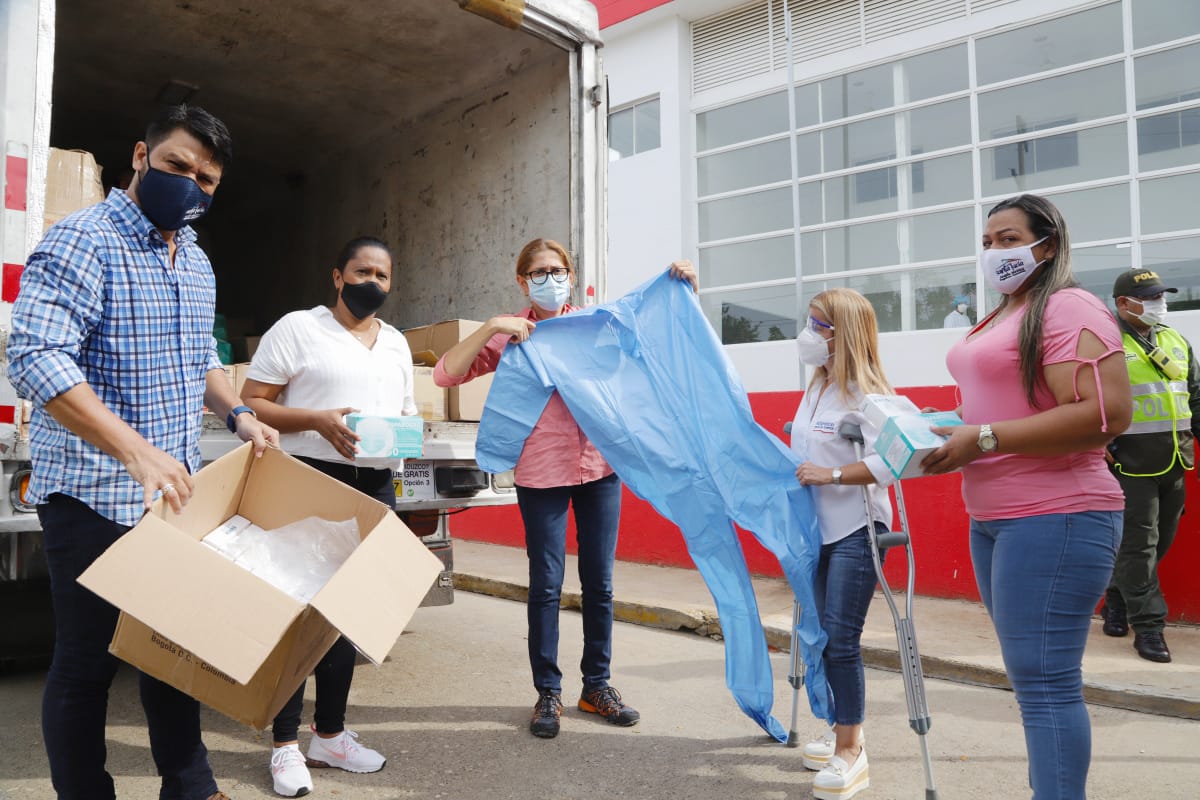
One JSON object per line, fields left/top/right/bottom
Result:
{"left": 7, "top": 104, "right": 277, "bottom": 800}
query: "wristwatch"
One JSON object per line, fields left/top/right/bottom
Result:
{"left": 977, "top": 423, "right": 998, "bottom": 453}
{"left": 831, "top": 467, "right": 843, "bottom": 486}
{"left": 226, "top": 404, "right": 256, "bottom": 434}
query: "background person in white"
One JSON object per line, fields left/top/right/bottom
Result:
{"left": 241, "top": 236, "right": 416, "bottom": 797}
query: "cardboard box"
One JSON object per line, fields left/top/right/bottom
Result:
{"left": 412, "top": 366, "right": 447, "bottom": 422}
{"left": 403, "top": 320, "right": 494, "bottom": 421}
{"left": 346, "top": 413, "right": 424, "bottom": 464}
{"left": 43, "top": 148, "right": 105, "bottom": 232}
{"left": 874, "top": 411, "right": 964, "bottom": 480}
{"left": 862, "top": 393, "right": 922, "bottom": 431}
{"left": 78, "top": 444, "right": 443, "bottom": 729}
{"left": 220, "top": 363, "right": 251, "bottom": 399}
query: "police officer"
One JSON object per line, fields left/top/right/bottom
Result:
{"left": 1101, "top": 268, "right": 1200, "bottom": 663}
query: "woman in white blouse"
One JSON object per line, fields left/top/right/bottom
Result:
{"left": 242, "top": 236, "right": 416, "bottom": 797}
{"left": 790, "top": 287, "right": 896, "bottom": 800}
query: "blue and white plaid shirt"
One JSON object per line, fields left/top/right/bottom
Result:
{"left": 7, "top": 189, "right": 223, "bottom": 525}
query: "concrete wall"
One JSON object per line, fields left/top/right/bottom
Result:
{"left": 204, "top": 44, "right": 572, "bottom": 333}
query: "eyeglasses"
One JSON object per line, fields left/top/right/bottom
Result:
{"left": 808, "top": 316, "right": 835, "bottom": 334}
{"left": 526, "top": 267, "right": 571, "bottom": 285}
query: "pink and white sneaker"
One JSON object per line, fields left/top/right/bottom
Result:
{"left": 270, "top": 744, "right": 313, "bottom": 797}
{"left": 306, "top": 728, "right": 386, "bottom": 774}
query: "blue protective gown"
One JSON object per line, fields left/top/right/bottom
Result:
{"left": 475, "top": 270, "right": 832, "bottom": 739}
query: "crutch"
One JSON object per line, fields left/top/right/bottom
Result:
{"left": 840, "top": 421, "right": 938, "bottom": 799}
{"left": 781, "top": 420, "right": 808, "bottom": 747}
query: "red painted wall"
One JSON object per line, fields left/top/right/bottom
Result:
{"left": 452, "top": 387, "right": 1200, "bottom": 623}
{"left": 588, "top": 0, "right": 673, "bottom": 28}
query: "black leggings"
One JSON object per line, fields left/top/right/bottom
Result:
{"left": 271, "top": 456, "right": 396, "bottom": 743}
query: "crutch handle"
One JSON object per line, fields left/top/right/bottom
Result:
{"left": 876, "top": 531, "right": 909, "bottom": 549}
{"left": 838, "top": 421, "right": 864, "bottom": 445}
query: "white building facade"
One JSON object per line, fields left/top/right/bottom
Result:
{"left": 603, "top": 0, "right": 1200, "bottom": 393}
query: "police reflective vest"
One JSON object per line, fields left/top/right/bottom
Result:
{"left": 1119, "top": 327, "right": 1191, "bottom": 476}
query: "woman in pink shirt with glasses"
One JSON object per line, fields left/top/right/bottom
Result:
{"left": 921, "top": 194, "right": 1132, "bottom": 799}
{"left": 435, "top": 238, "right": 696, "bottom": 741}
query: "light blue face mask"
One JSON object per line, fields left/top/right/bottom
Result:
{"left": 528, "top": 275, "right": 572, "bottom": 311}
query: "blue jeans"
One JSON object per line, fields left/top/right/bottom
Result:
{"left": 971, "top": 511, "right": 1121, "bottom": 800}
{"left": 517, "top": 473, "right": 621, "bottom": 694}
{"left": 37, "top": 493, "right": 218, "bottom": 800}
{"left": 813, "top": 524, "right": 887, "bottom": 726}
{"left": 272, "top": 457, "right": 397, "bottom": 743}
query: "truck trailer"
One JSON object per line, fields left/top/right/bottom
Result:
{"left": 0, "top": 0, "right": 607, "bottom": 660}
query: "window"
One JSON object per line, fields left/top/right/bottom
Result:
{"left": 991, "top": 129, "right": 1080, "bottom": 183}
{"left": 689, "top": 3, "right": 1200, "bottom": 343}
{"left": 609, "top": 97, "right": 661, "bottom": 160}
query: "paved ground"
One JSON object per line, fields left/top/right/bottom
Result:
{"left": 2, "top": 592, "right": 1199, "bottom": 800}
{"left": 454, "top": 539, "right": 1200, "bottom": 719}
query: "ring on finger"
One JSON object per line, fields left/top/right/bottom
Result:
{"left": 162, "top": 484, "right": 176, "bottom": 493}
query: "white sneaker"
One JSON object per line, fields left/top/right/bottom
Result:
{"left": 802, "top": 728, "right": 865, "bottom": 771}
{"left": 306, "top": 728, "right": 387, "bottom": 774}
{"left": 270, "top": 744, "right": 313, "bottom": 797}
{"left": 812, "top": 747, "right": 869, "bottom": 800}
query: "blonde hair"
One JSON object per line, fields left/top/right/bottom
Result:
{"left": 515, "top": 238, "right": 573, "bottom": 278}
{"left": 808, "top": 288, "right": 893, "bottom": 404}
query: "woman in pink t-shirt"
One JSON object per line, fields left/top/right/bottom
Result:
{"left": 921, "top": 195, "right": 1132, "bottom": 799}
{"left": 435, "top": 238, "right": 697, "bottom": 741}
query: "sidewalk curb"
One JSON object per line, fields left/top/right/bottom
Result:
{"left": 453, "top": 573, "right": 1200, "bottom": 721}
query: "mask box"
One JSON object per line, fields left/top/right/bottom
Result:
{"left": 345, "top": 413, "right": 424, "bottom": 465}
{"left": 862, "top": 393, "right": 923, "bottom": 432}
{"left": 874, "top": 411, "right": 964, "bottom": 480}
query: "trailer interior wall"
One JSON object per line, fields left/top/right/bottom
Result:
{"left": 48, "top": 0, "right": 572, "bottom": 332}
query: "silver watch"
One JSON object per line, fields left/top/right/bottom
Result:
{"left": 831, "top": 468, "right": 843, "bottom": 485}
{"left": 978, "top": 423, "right": 998, "bottom": 453}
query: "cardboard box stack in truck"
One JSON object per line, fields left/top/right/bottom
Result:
{"left": 0, "top": 0, "right": 606, "bottom": 662}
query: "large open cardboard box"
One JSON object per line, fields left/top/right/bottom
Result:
{"left": 79, "top": 444, "right": 442, "bottom": 729}
{"left": 403, "top": 319, "right": 493, "bottom": 421}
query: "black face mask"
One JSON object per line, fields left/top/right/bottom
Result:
{"left": 340, "top": 280, "right": 388, "bottom": 319}
{"left": 137, "top": 163, "right": 213, "bottom": 230}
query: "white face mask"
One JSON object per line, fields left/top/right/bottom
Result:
{"left": 1128, "top": 296, "right": 1168, "bottom": 327}
{"left": 956, "top": 303, "right": 968, "bottom": 314}
{"left": 797, "top": 326, "right": 831, "bottom": 367}
{"left": 981, "top": 236, "right": 1047, "bottom": 295}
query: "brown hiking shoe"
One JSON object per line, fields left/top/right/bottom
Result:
{"left": 578, "top": 685, "right": 640, "bottom": 727}
{"left": 530, "top": 690, "right": 563, "bottom": 738}
{"left": 206, "top": 793, "right": 232, "bottom": 800}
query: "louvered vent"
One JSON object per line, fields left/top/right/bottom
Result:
{"left": 970, "top": 0, "right": 1021, "bottom": 11}
{"left": 864, "top": 0, "right": 968, "bottom": 43}
{"left": 770, "top": 0, "right": 861, "bottom": 68}
{"left": 692, "top": 1, "right": 774, "bottom": 94}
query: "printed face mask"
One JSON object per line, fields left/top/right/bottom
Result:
{"left": 528, "top": 276, "right": 572, "bottom": 311}
{"left": 341, "top": 280, "right": 388, "bottom": 319}
{"left": 981, "top": 237, "right": 1047, "bottom": 295}
{"left": 1129, "top": 296, "right": 1167, "bottom": 327}
{"left": 137, "top": 164, "right": 212, "bottom": 230}
{"left": 796, "top": 327, "right": 831, "bottom": 367}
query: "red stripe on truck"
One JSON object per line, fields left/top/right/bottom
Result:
{"left": 2, "top": 262, "right": 24, "bottom": 302}
{"left": 5, "top": 156, "right": 28, "bottom": 211}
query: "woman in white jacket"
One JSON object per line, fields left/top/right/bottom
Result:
{"left": 791, "top": 287, "right": 896, "bottom": 800}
